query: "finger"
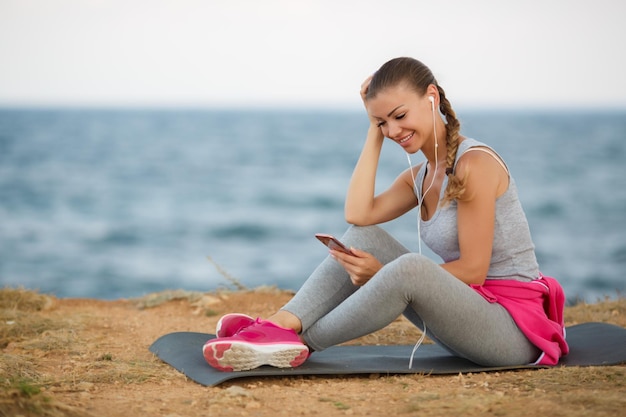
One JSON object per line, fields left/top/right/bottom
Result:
{"left": 329, "top": 251, "right": 352, "bottom": 270}
{"left": 348, "top": 247, "right": 367, "bottom": 257}
{"left": 329, "top": 249, "right": 358, "bottom": 261}
{"left": 349, "top": 273, "right": 364, "bottom": 287}
{"left": 360, "top": 75, "right": 374, "bottom": 96}
{"left": 331, "top": 251, "right": 360, "bottom": 269}
{"left": 361, "top": 74, "right": 373, "bottom": 88}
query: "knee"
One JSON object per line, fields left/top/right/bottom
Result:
{"left": 385, "top": 253, "right": 441, "bottom": 288}
{"left": 341, "top": 225, "right": 382, "bottom": 241}
{"left": 340, "top": 225, "right": 384, "bottom": 249}
{"left": 394, "top": 253, "right": 435, "bottom": 272}
{"left": 367, "top": 253, "right": 435, "bottom": 298}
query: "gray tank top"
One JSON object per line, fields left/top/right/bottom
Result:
{"left": 416, "top": 138, "right": 539, "bottom": 281}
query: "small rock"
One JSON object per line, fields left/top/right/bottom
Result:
{"left": 225, "top": 385, "right": 252, "bottom": 398}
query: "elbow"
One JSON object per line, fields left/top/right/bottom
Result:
{"left": 459, "top": 260, "right": 489, "bottom": 285}
{"left": 469, "top": 267, "right": 489, "bottom": 285}
{"left": 443, "top": 255, "right": 490, "bottom": 285}
{"left": 344, "top": 213, "right": 367, "bottom": 227}
{"left": 345, "top": 209, "right": 378, "bottom": 226}
{"left": 344, "top": 206, "right": 370, "bottom": 226}
{"left": 468, "top": 274, "right": 487, "bottom": 286}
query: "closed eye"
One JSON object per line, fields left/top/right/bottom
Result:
{"left": 376, "top": 112, "right": 405, "bottom": 128}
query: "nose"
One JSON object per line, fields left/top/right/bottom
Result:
{"left": 387, "top": 121, "right": 402, "bottom": 139}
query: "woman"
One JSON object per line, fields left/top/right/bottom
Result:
{"left": 203, "top": 57, "right": 568, "bottom": 372}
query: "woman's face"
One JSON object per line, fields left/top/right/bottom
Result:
{"left": 366, "top": 84, "right": 434, "bottom": 154}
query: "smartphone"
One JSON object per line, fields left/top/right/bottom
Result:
{"left": 315, "top": 233, "right": 355, "bottom": 255}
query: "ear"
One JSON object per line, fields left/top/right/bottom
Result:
{"left": 426, "top": 84, "right": 439, "bottom": 107}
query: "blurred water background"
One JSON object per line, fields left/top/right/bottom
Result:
{"left": 0, "top": 108, "right": 624, "bottom": 303}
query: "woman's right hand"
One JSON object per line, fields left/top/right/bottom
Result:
{"left": 360, "top": 75, "right": 373, "bottom": 108}
{"left": 360, "top": 75, "right": 383, "bottom": 130}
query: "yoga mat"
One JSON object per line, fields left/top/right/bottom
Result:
{"left": 149, "top": 322, "right": 626, "bottom": 387}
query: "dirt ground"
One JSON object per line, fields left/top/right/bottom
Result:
{"left": 1, "top": 286, "right": 624, "bottom": 417}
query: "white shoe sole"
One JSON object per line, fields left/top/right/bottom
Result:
{"left": 203, "top": 340, "right": 309, "bottom": 372}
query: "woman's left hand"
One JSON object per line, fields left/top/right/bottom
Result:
{"left": 330, "top": 247, "right": 383, "bottom": 286}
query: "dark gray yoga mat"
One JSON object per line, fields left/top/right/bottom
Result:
{"left": 149, "top": 322, "right": 626, "bottom": 387}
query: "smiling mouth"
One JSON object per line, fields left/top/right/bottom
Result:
{"left": 398, "top": 132, "right": 414, "bottom": 144}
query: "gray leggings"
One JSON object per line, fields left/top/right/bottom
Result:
{"left": 281, "top": 225, "right": 540, "bottom": 366}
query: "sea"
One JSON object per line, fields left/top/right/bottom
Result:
{"left": 0, "top": 108, "right": 624, "bottom": 304}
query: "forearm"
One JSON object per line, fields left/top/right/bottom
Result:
{"left": 344, "top": 125, "right": 384, "bottom": 224}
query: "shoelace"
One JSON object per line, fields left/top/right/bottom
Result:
{"left": 408, "top": 322, "right": 427, "bottom": 369}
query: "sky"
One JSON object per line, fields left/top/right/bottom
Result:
{"left": 1, "top": 0, "right": 625, "bottom": 110}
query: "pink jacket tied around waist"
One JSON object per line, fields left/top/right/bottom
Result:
{"left": 470, "top": 274, "right": 569, "bottom": 365}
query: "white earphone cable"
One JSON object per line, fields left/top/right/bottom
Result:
{"left": 406, "top": 97, "right": 438, "bottom": 255}
{"left": 406, "top": 96, "right": 437, "bottom": 368}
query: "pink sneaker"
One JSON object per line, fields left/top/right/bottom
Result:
{"left": 215, "top": 313, "right": 255, "bottom": 338}
{"left": 203, "top": 319, "right": 309, "bottom": 372}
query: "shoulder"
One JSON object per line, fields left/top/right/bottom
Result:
{"left": 455, "top": 140, "right": 509, "bottom": 200}
{"left": 455, "top": 138, "right": 506, "bottom": 174}
{"left": 456, "top": 147, "right": 499, "bottom": 171}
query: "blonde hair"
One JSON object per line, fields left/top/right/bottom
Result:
{"left": 366, "top": 57, "right": 465, "bottom": 205}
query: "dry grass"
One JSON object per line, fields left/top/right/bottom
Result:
{"left": 0, "top": 287, "right": 55, "bottom": 312}
{"left": 0, "top": 288, "right": 59, "bottom": 349}
{"left": 564, "top": 297, "right": 626, "bottom": 325}
{"left": 0, "top": 289, "right": 78, "bottom": 416}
